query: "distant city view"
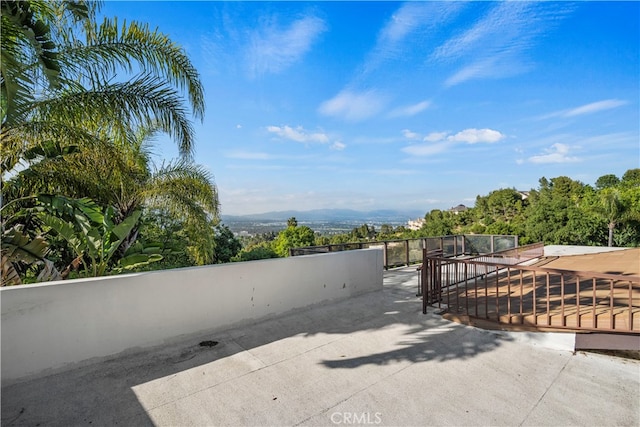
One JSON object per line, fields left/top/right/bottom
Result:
{"left": 222, "top": 209, "right": 424, "bottom": 236}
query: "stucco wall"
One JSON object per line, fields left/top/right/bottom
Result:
{"left": 1, "top": 248, "right": 383, "bottom": 382}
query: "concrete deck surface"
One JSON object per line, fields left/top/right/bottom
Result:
{"left": 2, "top": 267, "right": 639, "bottom": 426}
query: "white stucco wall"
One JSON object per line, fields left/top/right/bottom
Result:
{"left": 1, "top": 249, "right": 383, "bottom": 382}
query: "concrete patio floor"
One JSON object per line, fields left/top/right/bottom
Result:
{"left": 2, "top": 267, "right": 639, "bottom": 426}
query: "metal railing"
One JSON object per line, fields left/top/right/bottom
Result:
{"left": 422, "top": 246, "right": 640, "bottom": 333}
{"left": 419, "top": 243, "right": 544, "bottom": 300}
{"left": 291, "top": 234, "right": 519, "bottom": 270}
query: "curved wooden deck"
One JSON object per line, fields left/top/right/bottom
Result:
{"left": 437, "top": 248, "right": 640, "bottom": 333}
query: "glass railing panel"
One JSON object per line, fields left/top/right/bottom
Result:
{"left": 408, "top": 239, "right": 424, "bottom": 264}
{"left": 494, "top": 236, "right": 516, "bottom": 252}
{"left": 386, "top": 241, "right": 406, "bottom": 267}
{"left": 464, "top": 235, "right": 491, "bottom": 255}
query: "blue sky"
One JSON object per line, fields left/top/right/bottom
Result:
{"left": 101, "top": 1, "right": 639, "bottom": 216}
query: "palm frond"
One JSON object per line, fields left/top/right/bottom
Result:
{"left": 19, "top": 75, "right": 195, "bottom": 156}
{"left": 1, "top": 120, "right": 105, "bottom": 174}
{"left": 1, "top": 0, "right": 59, "bottom": 125}
{"left": 145, "top": 160, "right": 219, "bottom": 219}
{"left": 58, "top": 17, "right": 204, "bottom": 120}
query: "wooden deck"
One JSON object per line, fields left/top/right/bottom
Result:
{"left": 436, "top": 248, "right": 640, "bottom": 333}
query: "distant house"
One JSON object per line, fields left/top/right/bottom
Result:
{"left": 407, "top": 218, "right": 425, "bottom": 230}
{"left": 448, "top": 204, "right": 467, "bottom": 215}
{"left": 517, "top": 191, "right": 530, "bottom": 200}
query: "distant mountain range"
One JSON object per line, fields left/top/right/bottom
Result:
{"left": 222, "top": 208, "right": 424, "bottom": 223}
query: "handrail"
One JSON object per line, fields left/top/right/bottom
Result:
{"left": 422, "top": 247, "right": 640, "bottom": 333}
{"left": 291, "top": 234, "right": 519, "bottom": 269}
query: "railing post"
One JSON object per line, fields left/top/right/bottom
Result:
{"left": 490, "top": 235, "right": 495, "bottom": 253}
{"left": 405, "top": 240, "right": 410, "bottom": 266}
{"left": 422, "top": 248, "right": 428, "bottom": 313}
{"left": 383, "top": 241, "right": 388, "bottom": 270}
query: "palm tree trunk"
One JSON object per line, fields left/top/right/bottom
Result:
{"left": 608, "top": 222, "right": 615, "bottom": 247}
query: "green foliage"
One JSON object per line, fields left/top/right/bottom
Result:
{"left": 622, "top": 168, "right": 640, "bottom": 187}
{"left": 1, "top": 224, "right": 61, "bottom": 286}
{"left": 329, "top": 233, "right": 353, "bottom": 244}
{"left": 350, "top": 223, "right": 376, "bottom": 240}
{"left": 272, "top": 223, "right": 316, "bottom": 257}
{"left": 213, "top": 224, "right": 242, "bottom": 263}
{"left": 132, "top": 211, "right": 192, "bottom": 270}
{"left": 594, "top": 188, "right": 632, "bottom": 247}
{"left": 299, "top": 169, "right": 640, "bottom": 249}
{"left": 419, "top": 210, "right": 452, "bottom": 237}
{"left": 39, "top": 196, "right": 162, "bottom": 277}
{"left": 1, "top": 3, "right": 216, "bottom": 281}
{"left": 232, "top": 242, "right": 278, "bottom": 262}
{"left": 315, "top": 235, "right": 331, "bottom": 246}
{"left": 595, "top": 174, "right": 620, "bottom": 190}
{"left": 478, "top": 188, "right": 524, "bottom": 223}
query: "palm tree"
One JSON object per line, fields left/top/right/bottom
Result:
{"left": 2, "top": 2, "right": 204, "bottom": 177}
{"left": 596, "top": 188, "right": 627, "bottom": 247}
{"left": 1, "top": 1, "right": 213, "bottom": 281}
{"left": 3, "top": 125, "right": 219, "bottom": 263}
{"left": 1, "top": 1, "right": 90, "bottom": 124}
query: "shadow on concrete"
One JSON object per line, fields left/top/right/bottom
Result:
{"left": 1, "top": 267, "right": 512, "bottom": 426}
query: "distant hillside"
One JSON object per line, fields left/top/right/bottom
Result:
{"left": 222, "top": 208, "right": 424, "bottom": 223}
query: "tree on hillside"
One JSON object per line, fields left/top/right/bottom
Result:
{"left": 419, "top": 210, "right": 452, "bottom": 237}
{"left": 232, "top": 242, "right": 278, "bottom": 262}
{"left": 524, "top": 176, "right": 601, "bottom": 245}
{"left": 272, "top": 222, "right": 315, "bottom": 257}
{"left": 622, "top": 168, "right": 640, "bottom": 186}
{"left": 595, "top": 188, "right": 626, "bottom": 247}
{"left": 472, "top": 188, "right": 526, "bottom": 236}
{"left": 595, "top": 174, "right": 620, "bottom": 190}
{"left": 591, "top": 175, "right": 639, "bottom": 248}
{"left": 350, "top": 223, "right": 376, "bottom": 240}
{"left": 212, "top": 224, "right": 241, "bottom": 263}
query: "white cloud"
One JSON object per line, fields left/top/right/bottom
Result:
{"left": 402, "top": 142, "right": 449, "bottom": 157}
{"left": 380, "top": 3, "right": 434, "bottom": 44}
{"left": 424, "top": 132, "right": 448, "bottom": 142}
{"left": 246, "top": 15, "right": 326, "bottom": 77}
{"left": 365, "top": 2, "right": 465, "bottom": 71}
{"left": 447, "top": 128, "right": 504, "bottom": 144}
{"left": 564, "top": 99, "right": 628, "bottom": 117}
{"left": 225, "top": 150, "right": 272, "bottom": 160}
{"left": 538, "top": 99, "right": 629, "bottom": 120}
{"left": 401, "top": 128, "right": 504, "bottom": 157}
{"left": 318, "top": 90, "right": 386, "bottom": 121}
{"left": 330, "top": 141, "right": 346, "bottom": 151}
{"left": 267, "top": 125, "right": 329, "bottom": 144}
{"left": 402, "top": 129, "right": 422, "bottom": 140}
{"left": 433, "top": 2, "right": 573, "bottom": 86}
{"left": 528, "top": 143, "right": 580, "bottom": 164}
{"left": 373, "top": 169, "right": 417, "bottom": 176}
{"left": 389, "top": 100, "right": 432, "bottom": 118}
{"left": 443, "top": 56, "right": 527, "bottom": 88}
